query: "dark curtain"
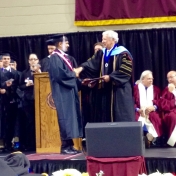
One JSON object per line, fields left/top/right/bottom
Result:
{"left": 118, "top": 28, "right": 176, "bottom": 89}
{"left": 30, "top": 159, "right": 87, "bottom": 175}
{"left": 145, "top": 158, "right": 176, "bottom": 174}
{"left": 0, "top": 35, "right": 51, "bottom": 71}
{"left": 29, "top": 157, "right": 176, "bottom": 175}
{"left": 0, "top": 28, "right": 176, "bottom": 89}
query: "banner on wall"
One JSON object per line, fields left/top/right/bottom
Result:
{"left": 75, "top": 0, "right": 176, "bottom": 26}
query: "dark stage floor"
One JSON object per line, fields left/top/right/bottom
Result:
{"left": 1, "top": 148, "right": 176, "bottom": 175}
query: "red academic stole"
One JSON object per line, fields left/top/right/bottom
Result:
{"left": 52, "top": 51, "right": 73, "bottom": 71}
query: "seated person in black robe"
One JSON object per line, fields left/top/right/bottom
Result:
{"left": 48, "top": 34, "right": 83, "bottom": 155}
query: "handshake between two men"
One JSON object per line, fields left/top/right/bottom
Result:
{"left": 73, "top": 67, "right": 110, "bottom": 88}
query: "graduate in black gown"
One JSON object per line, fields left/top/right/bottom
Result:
{"left": 75, "top": 30, "right": 135, "bottom": 122}
{"left": 40, "top": 39, "right": 56, "bottom": 72}
{"left": 9, "top": 60, "right": 25, "bottom": 150}
{"left": 1, "top": 53, "right": 19, "bottom": 150}
{"left": 0, "top": 55, "right": 12, "bottom": 151}
{"left": 48, "top": 34, "right": 82, "bottom": 154}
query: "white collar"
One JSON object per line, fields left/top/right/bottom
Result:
{"left": 58, "top": 49, "right": 67, "bottom": 56}
{"left": 107, "top": 46, "right": 114, "bottom": 53}
{"left": 3, "top": 66, "right": 11, "bottom": 71}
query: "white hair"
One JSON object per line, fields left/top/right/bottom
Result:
{"left": 102, "top": 30, "right": 119, "bottom": 43}
{"left": 135, "top": 80, "right": 141, "bottom": 85}
{"left": 139, "top": 70, "right": 153, "bottom": 81}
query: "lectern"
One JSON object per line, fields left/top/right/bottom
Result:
{"left": 34, "top": 72, "right": 82, "bottom": 153}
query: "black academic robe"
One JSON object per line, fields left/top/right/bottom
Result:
{"left": 81, "top": 48, "right": 135, "bottom": 122}
{"left": 2, "top": 68, "right": 19, "bottom": 103}
{"left": 0, "top": 71, "right": 8, "bottom": 138}
{"left": 66, "top": 55, "right": 82, "bottom": 91}
{"left": 1, "top": 68, "right": 19, "bottom": 147}
{"left": 41, "top": 54, "right": 78, "bottom": 72}
{"left": 80, "top": 54, "right": 101, "bottom": 124}
{"left": 48, "top": 50, "right": 83, "bottom": 140}
{"left": 16, "top": 71, "right": 24, "bottom": 101}
{"left": 40, "top": 56, "right": 50, "bottom": 72}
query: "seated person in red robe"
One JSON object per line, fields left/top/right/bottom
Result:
{"left": 134, "top": 70, "right": 163, "bottom": 147}
{"left": 159, "top": 70, "right": 176, "bottom": 147}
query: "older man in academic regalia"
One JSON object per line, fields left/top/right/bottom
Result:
{"left": 48, "top": 34, "right": 82, "bottom": 154}
{"left": 159, "top": 71, "right": 176, "bottom": 147}
{"left": 134, "top": 70, "right": 163, "bottom": 148}
{"left": 75, "top": 30, "right": 135, "bottom": 122}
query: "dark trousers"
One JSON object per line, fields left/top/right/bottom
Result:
{"left": 3, "top": 102, "right": 18, "bottom": 148}
{"left": 22, "top": 100, "right": 36, "bottom": 150}
{"left": 0, "top": 98, "right": 3, "bottom": 139}
{"left": 14, "top": 106, "right": 26, "bottom": 141}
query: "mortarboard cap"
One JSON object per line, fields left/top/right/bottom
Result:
{"left": 45, "top": 39, "right": 55, "bottom": 46}
{"left": 0, "top": 51, "right": 16, "bottom": 61}
{"left": 51, "top": 34, "right": 68, "bottom": 44}
{"left": 10, "top": 59, "right": 15, "bottom": 63}
{"left": 1, "top": 53, "right": 10, "bottom": 57}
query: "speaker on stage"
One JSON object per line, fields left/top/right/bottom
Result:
{"left": 85, "top": 122, "right": 144, "bottom": 157}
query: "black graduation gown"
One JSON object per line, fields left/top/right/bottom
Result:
{"left": 0, "top": 71, "right": 8, "bottom": 138}
{"left": 16, "top": 71, "right": 24, "bottom": 101}
{"left": 48, "top": 50, "right": 83, "bottom": 140}
{"left": 40, "top": 56, "right": 50, "bottom": 72}
{"left": 1, "top": 68, "right": 19, "bottom": 146}
{"left": 41, "top": 54, "right": 78, "bottom": 72}
{"left": 81, "top": 49, "right": 135, "bottom": 122}
{"left": 2, "top": 68, "right": 19, "bottom": 103}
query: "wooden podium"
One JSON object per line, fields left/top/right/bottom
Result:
{"left": 34, "top": 72, "right": 82, "bottom": 153}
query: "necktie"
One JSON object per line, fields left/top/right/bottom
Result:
{"left": 3, "top": 68, "right": 8, "bottom": 73}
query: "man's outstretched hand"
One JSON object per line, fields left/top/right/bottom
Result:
{"left": 73, "top": 67, "right": 83, "bottom": 77}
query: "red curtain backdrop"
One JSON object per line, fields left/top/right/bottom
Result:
{"left": 75, "top": 0, "right": 176, "bottom": 26}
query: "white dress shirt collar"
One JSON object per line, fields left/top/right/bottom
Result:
{"left": 58, "top": 49, "right": 68, "bottom": 56}
{"left": 3, "top": 66, "right": 11, "bottom": 72}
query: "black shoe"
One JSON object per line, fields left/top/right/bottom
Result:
{"left": 61, "top": 148, "right": 77, "bottom": 155}
{"left": 70, "top": 146, "right": 82, "bottom": 153}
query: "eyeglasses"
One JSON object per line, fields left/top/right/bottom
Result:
{"left": 29, "top": 58, "right": 38, "bottom": 61}
{"left": 167, "top": 75, "right": 176, "bottom": 80}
